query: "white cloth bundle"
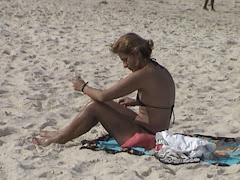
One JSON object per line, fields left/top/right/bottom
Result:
{"left": 155, "top": 130, "right": 216, "bottom": 158}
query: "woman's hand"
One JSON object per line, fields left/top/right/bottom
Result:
{"left": 71, "top": 76, "right": 85, "bottom": 91}
{"left": 118, "top": 97, "right": 137, "bottom": 106}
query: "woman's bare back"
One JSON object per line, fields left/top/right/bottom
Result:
{"left": 134, "top": 61, "right": 175, "bottom": 133}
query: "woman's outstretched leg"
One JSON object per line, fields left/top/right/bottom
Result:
{"left": 32, "top": 100, "right": 140, "bottom": 146}
{"left": 32, "top": 102, "right": 98, "bottom": 146}
{"left": 35, "top": 105, "right": 89, "bottom": 139}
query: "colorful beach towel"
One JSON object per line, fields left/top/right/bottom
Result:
{"left": 81, "top": 134, "right": 151, "bottom": 156}
{"left": 80, "top": 134, "right": 240, "bottom": 166}
{"left": 188, "top": 134, "right": 240, "bottom": 166}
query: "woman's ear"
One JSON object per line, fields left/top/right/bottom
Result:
{"left": 132, "top": 52, "right": 142, "bottom": 68}
{"left": 134, "top": 51, "right": 143, "bottom": 60}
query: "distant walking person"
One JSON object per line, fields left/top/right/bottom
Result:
{"left": 203, "top": 0, "right": 215, "bottom": 11}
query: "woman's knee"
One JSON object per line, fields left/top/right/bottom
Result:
{"left": 84, "top": 99, "right": 102, "bottom": 112}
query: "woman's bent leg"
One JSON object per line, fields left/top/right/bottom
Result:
{"left": 32, "top": 100, "right": 140, "bottom": 146}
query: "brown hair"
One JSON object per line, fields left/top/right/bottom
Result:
{"left": 110, "top": 33, "right": 154, "bottom": 60}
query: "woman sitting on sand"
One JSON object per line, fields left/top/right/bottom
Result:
{"left": 32, "top": 32, "right": 175, "bottom": 147}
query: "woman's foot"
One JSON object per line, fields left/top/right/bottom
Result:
{"left": 38, "top": 130, "right": 59, "bottom": 138}
{"left": 31, "top": 137, "right": 52, "bottom": 147}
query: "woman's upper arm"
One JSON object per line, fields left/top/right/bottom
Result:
{"left": 99, "top": 71, "right": 145, "bottom": 102}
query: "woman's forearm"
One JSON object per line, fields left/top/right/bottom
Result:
{"left": 82, "top": 85, "right": 105, "bottom": 102}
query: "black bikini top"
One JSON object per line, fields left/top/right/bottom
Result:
{"left": 150, "top": 58, "right": 164, "bottom": 68}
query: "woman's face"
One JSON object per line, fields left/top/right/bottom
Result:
{"left": 118, "top": 53, "right": 137, "bottom": 72}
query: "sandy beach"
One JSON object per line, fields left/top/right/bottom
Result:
{"left": 0, "top": 0, "right": 240, "bottom": 179}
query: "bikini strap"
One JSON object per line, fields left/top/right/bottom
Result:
{"left": 168, "top": 105, "right": 175, "bottom": 124}
{"left": 172, "top": 108, "right": 175, "bottom": 124}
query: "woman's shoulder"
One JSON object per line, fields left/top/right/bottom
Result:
{"left": 144, "top": 62, "right": 165, "bottom": 76}
{"left": 128, "top": 62, "right": 168, "bottom": 82}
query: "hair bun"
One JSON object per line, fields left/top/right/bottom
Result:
{"left": 147, "top": 39, "right": 154, "bottom": 50}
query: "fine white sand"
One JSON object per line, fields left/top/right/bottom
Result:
{"left": 0, "top": 0, "right": 240, "bottom": 179}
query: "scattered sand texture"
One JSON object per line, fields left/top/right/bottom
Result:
{"left": 0, "top": 0, "right": 239, "bottom": 179}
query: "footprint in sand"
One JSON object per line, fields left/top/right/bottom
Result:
{"left": 0, "top": 90, "right": 9, "bottom": 95}
{"left": 18, "top": 162, "right": 36, "bottom": 170}
{"left": 0, "top": 139, "right": 5, "bottom": 146}
{"left": 0, "top": 162, "right": 6, "bottom": 178}
{"left": 39, "top": 119, "right": 57, "bottom": 129}
{"left": 0, "top": 127, "right": 17, "bottom": 137}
